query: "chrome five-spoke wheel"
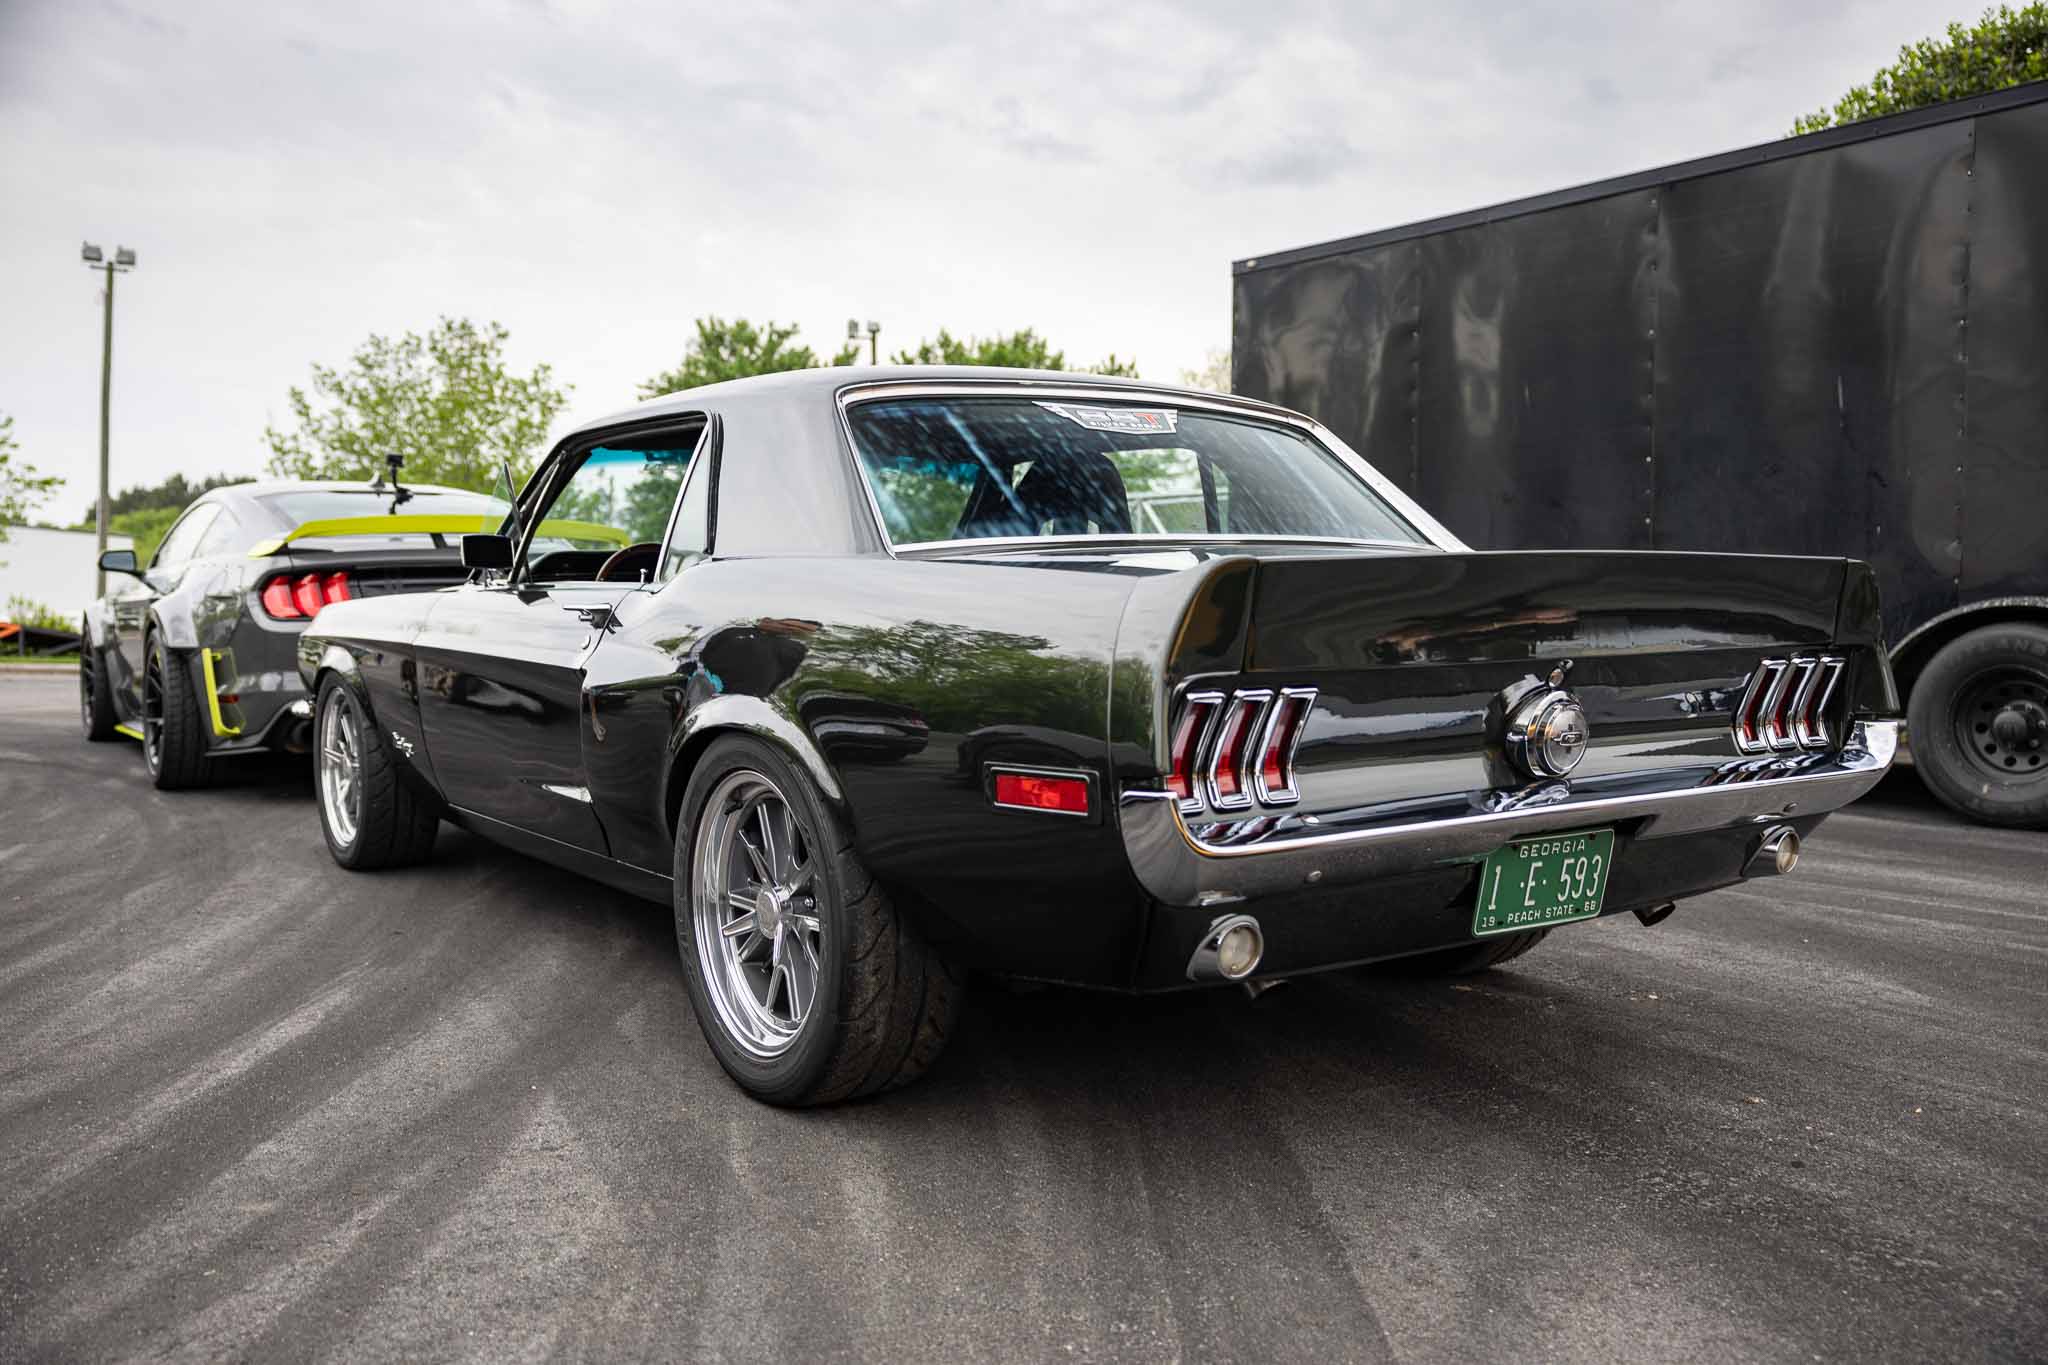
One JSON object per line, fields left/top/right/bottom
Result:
{"left": 318, "top": 687, "right": 363, "bottom": 849}
{"left": 691, "top": 769, "right": 824, "bottom": 1058}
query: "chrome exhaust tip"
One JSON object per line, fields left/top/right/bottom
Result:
{"left": 1188, "top": 914, "right": 1264, "bottom": 983}
{"left": 1745, "top": 825, "right": 1801, "bottom": 877}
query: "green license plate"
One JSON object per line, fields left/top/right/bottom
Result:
{"left": 1473, "top": 828, "right": 1615, "bottom": 937}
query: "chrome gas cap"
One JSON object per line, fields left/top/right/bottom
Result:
{"left": 1506, "top": 688, "right": 1591, "bottom": 780}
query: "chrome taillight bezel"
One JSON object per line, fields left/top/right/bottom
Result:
{"left": 1734, "top": 654, "right": 1843, "bottom": 754}
{"left": 1169, "top": 685, "right": 1318, "bottom": 815}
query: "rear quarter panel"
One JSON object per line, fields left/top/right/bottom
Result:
{"left": 585, "top": 555, "right": 1146, "bottom": 981}
{"left": 300, "top": 592, "right": 444, "bottom": 796}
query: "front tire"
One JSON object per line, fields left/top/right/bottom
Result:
{"left": 80, "top": 637, "right": 117, "bottom": 742}
{"left": 674, "top": 735, "right": 962, "bottom": 1106}
{"left": 314, "top": 674, "right": 439, "bottom": 869}
{"left": 143, "top": 632, "right": 214, "bottom": 790}
{"left": 1907, "top": 623, "right": 2048, "bottom": 829}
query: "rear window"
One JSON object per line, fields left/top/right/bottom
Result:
{"left": 844, "top": 397, "right": 1426, "bottom": 548}
{"left": 259, "top": 489, "right": 510, "bottom": 551}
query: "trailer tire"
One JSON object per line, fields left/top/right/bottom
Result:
{"left": 1908, "top": 623, "right": 2048, "bottom": 829}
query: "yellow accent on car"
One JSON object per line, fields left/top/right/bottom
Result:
{"left": 247, "top": 515, "right": 631, "bottom": 557}
{"left": 114, "top": 722, "right": 144, "bottom": 741}
{"left": 200, "top": 648, "right": 243, "bottom": 737}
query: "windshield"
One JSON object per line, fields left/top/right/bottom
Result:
{"left": 844, "top": 397, "right": 1427, "bottom": 548}
{"left": 259, "top": 488, "right": 511, "bottom": 551}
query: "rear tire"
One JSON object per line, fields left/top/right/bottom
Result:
{"left": 314, "top": 674, "right": 439, "bottom": 869}
{"left": 143, "top": 632, "right": 215, "bottom": 790}
{"left": 674, "top": 735, "right": 962, "bottom": 1106}
{"left": 80, "top": 636, "right": 117, "bottom": 742}
{"left": 1379, "top": 928, "right": 1550, "bottom": 977}
{"left": 1907, "top": 623, "right": 2048, "bottom": 830}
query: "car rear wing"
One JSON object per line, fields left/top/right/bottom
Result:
{"left": 245, "top": 514, "right": 631, "bottom": 557}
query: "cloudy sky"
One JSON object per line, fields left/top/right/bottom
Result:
{"left": 1, "top": 0, "right": 1966, "bottom": 509}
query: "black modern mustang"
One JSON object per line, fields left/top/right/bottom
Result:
{"left": 299, "top": 367, "right": 1900, "bottom": 1105}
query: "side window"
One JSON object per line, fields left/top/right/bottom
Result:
{"left": 194, "top": 506, "right": 244, "bottom": 559}
{"left": 152, "top": 503, "right": 221, "bottom": 569}
{"left": 521, "top": 422, "right": 703, "bottom": 585}
{"left": 659, "top": 426, "right": 717, "bottom": 581}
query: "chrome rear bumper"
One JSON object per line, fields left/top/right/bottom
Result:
{"left": 1119, "top": 721, "right": 1898, "bottom": 909}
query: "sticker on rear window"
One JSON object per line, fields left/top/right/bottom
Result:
{"left": 1036, "top": 401, "right": 1178, "bottom": 435}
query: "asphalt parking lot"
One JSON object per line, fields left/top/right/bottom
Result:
{"left": 1, "top": 672, "right": 2043, "bottom": 1362}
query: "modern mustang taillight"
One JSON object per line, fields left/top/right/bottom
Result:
{"left": 1171, "top": 686, "right": 1317, "bottom": 813}
{"left": 1734, "top": 655, "right": 1844, "bottom": 754}
{"left": 260, "top": 571, "right": 353, "bottom": 621}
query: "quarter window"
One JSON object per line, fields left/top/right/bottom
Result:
{"left": 152, "top": 503, "right": 221, "bottom": 568}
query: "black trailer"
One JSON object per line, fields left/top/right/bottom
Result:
{"left": 1233, "top": 82, "right": 2048, "bottom": 828}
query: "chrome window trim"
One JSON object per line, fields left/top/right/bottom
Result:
{"left": 831, "top": 379, "right": 1468, "bottom": 558}
{"left": 892, "top": 532, "right": 1430, "bottom": 555}
{"left": 651, "top": 414, "right": 716, "bottom": 587}
{"left": 1203, "top": 690, "right": 1272, "bottom": 812}
{"left": 1250, "top": 687, "right": 1318, "bottom": 807}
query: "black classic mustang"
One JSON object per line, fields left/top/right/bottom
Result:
{"left": 299, "top": 368, "right": 1900, "bottom": 1105}
{"left": 81, "top": 478, "right": 504, "bottom": 787}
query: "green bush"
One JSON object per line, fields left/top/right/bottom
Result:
{"left": 6, "top": 596, "right": 71, "bottom": 631}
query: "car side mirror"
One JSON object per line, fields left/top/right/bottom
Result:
{"left": 461, "top": 533, "right": 514, "bottom": 571}
{"left": 98, "top": 548, "right": 141, "bottom": 578}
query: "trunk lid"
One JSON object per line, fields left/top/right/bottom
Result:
{"left": 1120, "top": 549, "right": 1895, "bottom": 820}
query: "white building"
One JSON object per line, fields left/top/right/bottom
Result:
{"left": 0, "top": 525, "right": 136, "bottom": 628}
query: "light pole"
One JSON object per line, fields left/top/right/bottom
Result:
{"left": 847, "top": 317, "right": 881, "bottom": 365}
{"left": 81, "top": 242, "right": 136, "bottom": 595}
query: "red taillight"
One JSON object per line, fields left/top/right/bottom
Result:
{"left": 1733, "top": 656, "right": 1841, "bottom": 754}
{"left": 1255, "top": 689, "right": 1315, "bottom": 804}
{"left": 1167, "top": 693, "right": 1223, "bottom": 805}
{"left": 1207, "top": 693, "right": 1268, "bottom": 808}
{"left": 260, "top": 578, "right": 302, "bottom": 619}
{"left": 992, "top": 771, "right": 1091, "bottom": 816}
{"left": 261, "top": 570, "right": 353, "bottom": 621}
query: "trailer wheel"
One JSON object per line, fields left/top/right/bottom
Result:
{"left": 1907, "top": 622, "right": 2048, "bottom": 829}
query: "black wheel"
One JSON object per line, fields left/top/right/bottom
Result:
{"left": 1377, "top": 928, "right": 1550, "bottom": 977}
{"left": 80, "top": 635, "right": 117, "bottom": 742}
{"left": 1908, "top": 623, "right": 2048, "bottom": 830}
{"left": 674, "top": 735, "right": 962, "bottom": 1106}
{"left": 143, "top": 631, "right": 214, "bottom": 790}
{"left": 314, "top": 674, "right": 439, "bottom": 869}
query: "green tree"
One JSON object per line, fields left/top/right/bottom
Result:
{"left": 264, "top": 317, "right": 569, "bottom": 491}
{"left": 890, "top": 328, "right": 1139, "bottom": 376}
{"left": 111, "top": 505, "right": 183, "bottom": 568}
{"left": 640, "top": 318, "right": 861, "bottom": 399}
{"left": 77, "top": 470, "right": 242, "bottom": 526}
{"left": 1179, "top": 348, "right": 1232, "bottom": 394}
{"left": 0, "top": 414, "right": 62, "bottom": 544}
{"left": 1792, "top": 4, "right": 2048, "bottom": 134}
